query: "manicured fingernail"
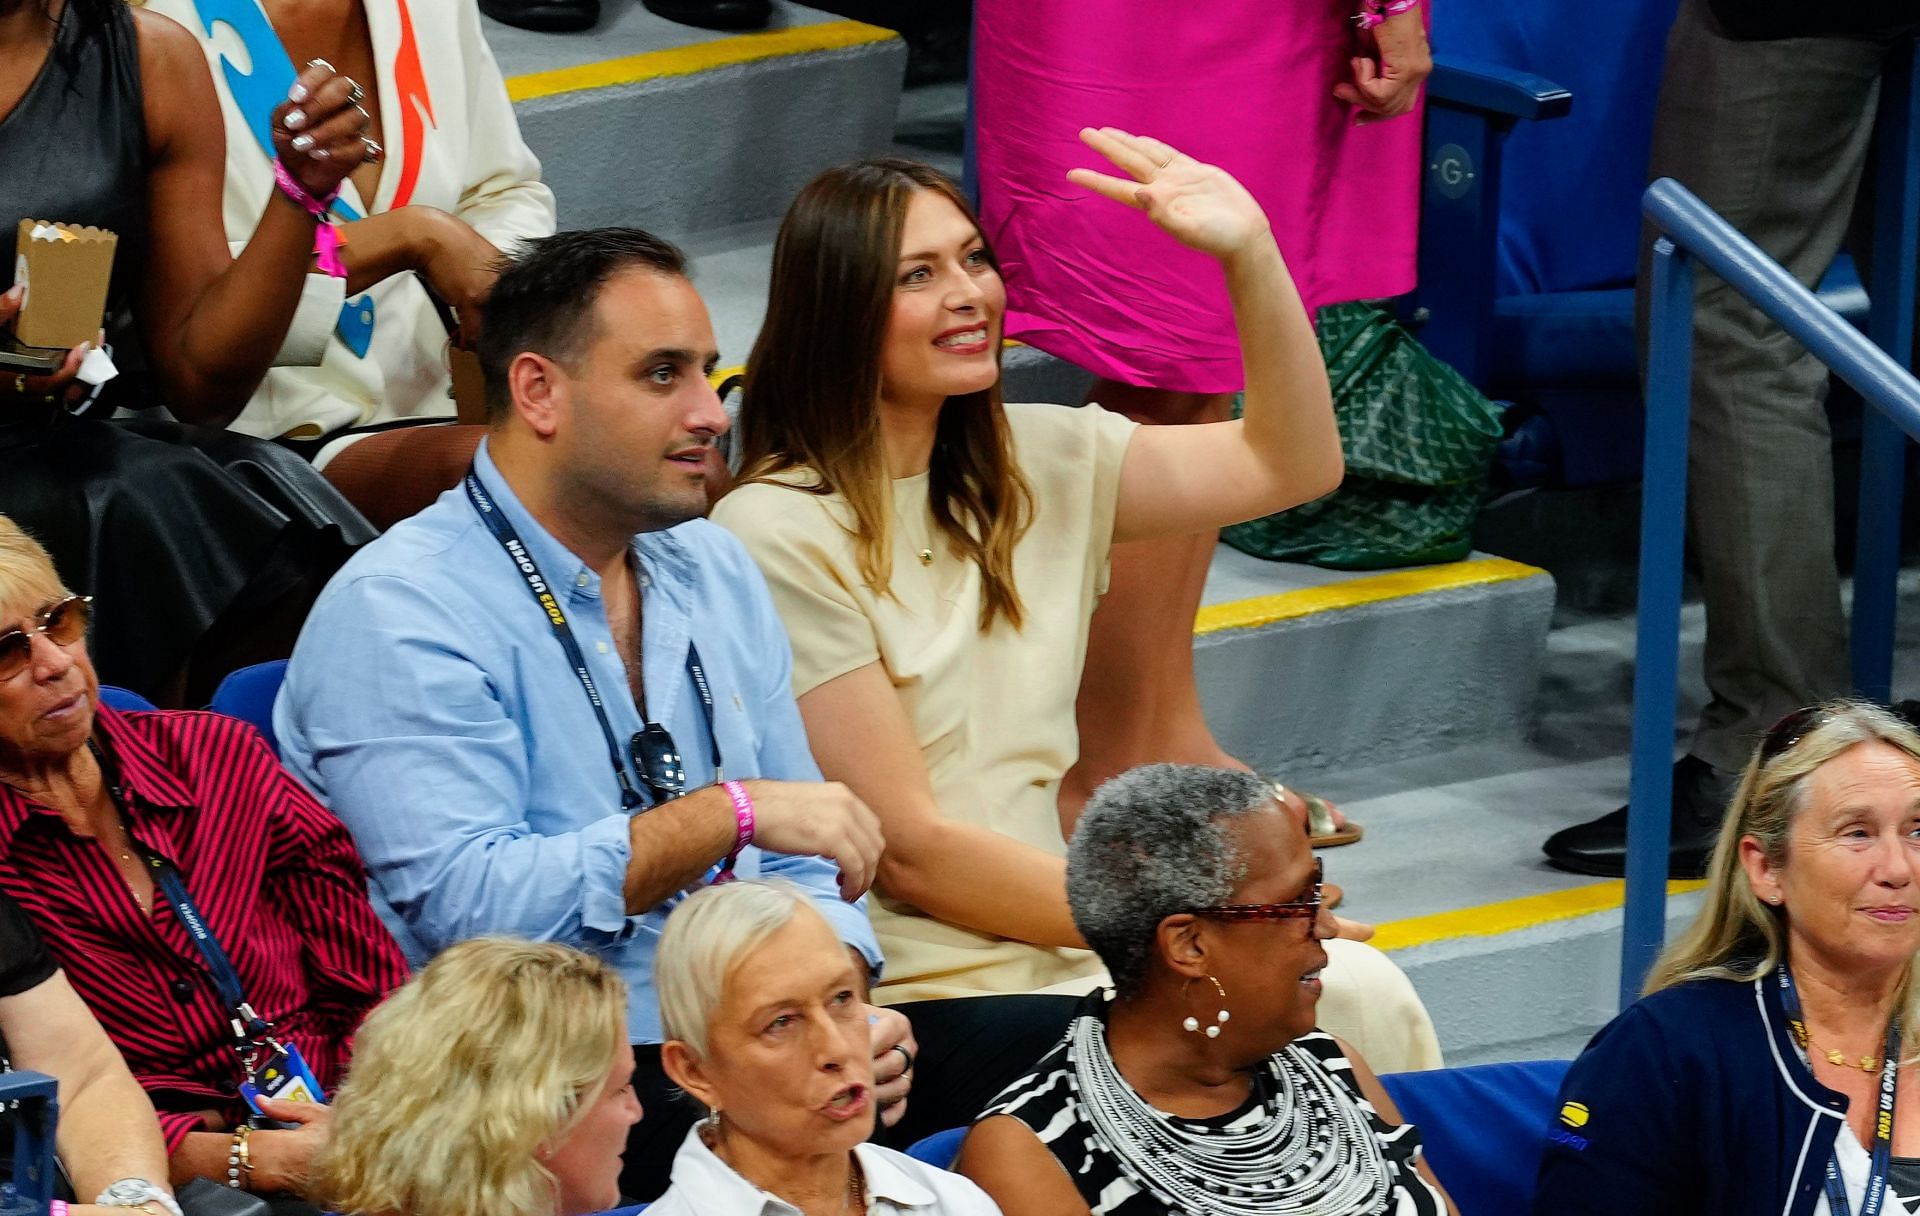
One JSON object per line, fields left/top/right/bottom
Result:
{"left": 291, "top": 134, "right": 314, "bottom": 152}
{"left": 309, "top": 146, "right": 331, "bottom": 161}
{"left": 287, "top": 82, "right": 309, "bottom": 104}
{"left": 284, "top": 108, "right": 306, "bottom": 131}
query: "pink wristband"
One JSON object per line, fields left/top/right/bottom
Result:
{"left": 1356, "top": 0, "right": 1418, "bottom": 27}
{"left": 52, "top": 1204, "right": 68, "bottom": 1216}
{"left": 714, "top": 780, "right": 755, "bottom": 884}
{"left": 271, "top": 159, "right": 346, "bottom": 278}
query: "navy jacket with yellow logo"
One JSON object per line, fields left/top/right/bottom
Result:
{"left": 1534, "top": 973, "right": 1853, "bottom": 1216}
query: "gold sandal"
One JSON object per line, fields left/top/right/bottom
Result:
{"left": 1274, "top": 782, "right": 1365, "bottom": 848}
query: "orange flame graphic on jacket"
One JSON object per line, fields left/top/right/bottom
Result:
{"left": 388, "top": 0, "right": 436, "bottom": 210}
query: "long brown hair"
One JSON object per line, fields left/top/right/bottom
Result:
{"left": 737, "top": 158, "right": 1035, "bottom": 631}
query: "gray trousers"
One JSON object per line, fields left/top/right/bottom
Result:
{"left": 1639, "top": 0, "right": 1896, "bottom": 773}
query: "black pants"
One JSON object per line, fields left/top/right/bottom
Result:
{"left": 617, "top": 993, "right": 1077, "bottom": 1202}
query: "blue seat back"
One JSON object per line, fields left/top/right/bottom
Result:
{"left": 906, "top": 1126, "right": 967, "bottom": 1171}
{"left": 1379, "top": 1058, "right": 1570, "bottom": 1216}
{"left": 208, "top": 660, "right": 289, "bottom": 757}
{"left": 97, "top": 685, "right": 158, "bottom": 713}
{"left": 1, "top": 1070, "right": 59, "bottom": 1208}
{"left": 1432, "top": 0, "right": 1680, "bottom": 300}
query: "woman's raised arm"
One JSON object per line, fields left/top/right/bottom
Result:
{"left": 133, "top": 14, "right": 371, "bottom": 425}
{"left": 1073, "top": 128, "right": 1342, "bottom": 544}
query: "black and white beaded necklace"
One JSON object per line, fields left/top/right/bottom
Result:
{"left": 1066, "top": 1011, "right": 1395, "bottom": 1215}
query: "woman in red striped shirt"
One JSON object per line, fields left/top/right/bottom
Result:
{"left": 0, "top": 515, "right": 410, "bottom": 1202}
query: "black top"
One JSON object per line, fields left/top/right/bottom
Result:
{"left": 0, "top": 0, "right": 150, "bottom": 367}
{"left": 0, "top": 887, "right": 56, "bottom": 1000}
{"left": 1707, "top": 0, "right": 1920, "bottom": 41}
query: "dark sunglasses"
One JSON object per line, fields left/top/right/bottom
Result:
{"left": 629, "top": 721, "right": 687, "bottom": 803}
{"left": 1191, "top": 858, "right": 1324, "bottom": 923}
{"left": 0, "top": 595, "right": 91, "bottom": 681}
{"left": 1758, "top": 706, "right": 1827, "bottom": 767}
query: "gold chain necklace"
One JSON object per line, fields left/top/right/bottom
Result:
{"left": 844, "top": 1159, "right": 866, "bottom": 1214}
{"left": 1792, "top": 1024, "right": 1882, "bottom": 1074}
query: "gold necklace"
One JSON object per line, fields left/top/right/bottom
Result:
{"left": 1792, "top": 1024, "right": 1882, "bottom": 1073}
{"left": 1813, "top": 1041, "right": 1883, "bottom": 1073}
{"left": 845, "top": 1159, "right": 866, "bottom": 1214}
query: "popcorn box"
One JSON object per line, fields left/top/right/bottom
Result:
{"left": 12, "top": 219, "right": 117, "bottom": 350}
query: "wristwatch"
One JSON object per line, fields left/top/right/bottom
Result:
{"left": 97, "top": 1179, "right": 184, "bottom": 1216}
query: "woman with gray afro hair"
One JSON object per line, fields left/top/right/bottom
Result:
{"left": 958, "top": 764, "right": 1455, "bottom": 1216}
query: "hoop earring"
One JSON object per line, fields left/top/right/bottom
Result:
{"left": 1181, "top": 975, "right": 1232, "bottom": 1038}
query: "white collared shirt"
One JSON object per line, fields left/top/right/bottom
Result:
{"left": 646, "top": 1125, "right": 1003, "bottom": 1216}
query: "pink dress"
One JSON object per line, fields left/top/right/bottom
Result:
{"left": 974, "top": 0, "right": 1426, "bottom": 394}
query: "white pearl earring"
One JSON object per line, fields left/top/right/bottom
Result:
{"left": 1182, "top": 976, "right": 1232, "bottom": 1037}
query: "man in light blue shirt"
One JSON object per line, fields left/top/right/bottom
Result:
{"left": 276, "top": 229, "right": 902, "bottom": 1196}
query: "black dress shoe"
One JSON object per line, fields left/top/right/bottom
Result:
{"left": 641, "top": 0, "right": 772, "bottom": 31}
{"left": 480, "top": 0, "right": 600, "bottom": 32}
{"left": 1542, "top": 755, "right": 1739, "bottom": 879}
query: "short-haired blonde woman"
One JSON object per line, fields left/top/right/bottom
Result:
{"left": 652, "top": 881, "right": 1002, "bottom": 1214}
{"left": 1534, "top": 700, "right": 1920, "bottom": 1216}
{"left": 315, "top": 937, "right": 641, "bottom": 1216}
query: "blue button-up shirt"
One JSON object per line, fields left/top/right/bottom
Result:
{"left": 276, "top": 441, "right": 881, "bottom": 1042}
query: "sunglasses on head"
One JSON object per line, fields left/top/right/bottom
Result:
{"left": 1758, "top": 706, "right": 1828, "bottom": 767}
{"left": 0, "top": 595, "right": 91, "bottom": 681}
{"left": 1190, "top": 858, "right": 1324, "bottom": 923}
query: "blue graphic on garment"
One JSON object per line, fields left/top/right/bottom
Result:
{"left": 336, "top": 296, "right": 376, "bottom": 358}
{"left": 186, "top": 0, "right": 376, "bottom": 356}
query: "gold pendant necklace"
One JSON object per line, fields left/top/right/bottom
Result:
{"left": 1816, "top": 1043, "right": 1882, "bottom": 1073}
{"left": 1794, "top": 1024, "right": 1882, "bottom": 1073}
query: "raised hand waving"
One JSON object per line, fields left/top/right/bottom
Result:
{"left": 1067, "top": 126, "right": 1272, "bottom": 263}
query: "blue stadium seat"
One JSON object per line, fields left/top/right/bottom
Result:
{"left": 1, "top": 1069, "right": 59, "bottom": 1208}
{"left": 1415, "top": 0, "right": 1873, "bottom": 487}
{"left": 906, "top": 1126, "right": 967, "bottom": 1170}
{"left": 208, "top": 660, "right": 289, "bottom": 757}
{"left": 97, "top": 685, "right": 158, "bottom": 713}
{"left": 1380, "top": 1058, "right": 1571, "bottom": 1216}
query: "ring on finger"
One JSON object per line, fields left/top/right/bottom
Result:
{"left": 1159, "top": 155, "right": 1175, "bottom": 169}
{"left": 362, "top": 137, "right": 384, "bottom": 163}
{"left": 344, "top": 79, "right": 364, "bottom": 106}
{"left": 888, "top": 1043, "right": 914, "bottom": 1076}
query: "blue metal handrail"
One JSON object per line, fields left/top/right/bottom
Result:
{"left": 1621, "top": 43, "right": 1920, "bottom": 1007}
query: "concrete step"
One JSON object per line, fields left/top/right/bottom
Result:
{"left": 1326, "top": 567, "right": 1920, "bottom": 1067}
{"left": 1198, "top": 550, "right": 1555, "bottom": 775}
{"left": 487, "top": 3, "right": 907, "bottom": 239}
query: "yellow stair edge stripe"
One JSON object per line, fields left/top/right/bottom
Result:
{"left": 1194, "top": 556, "right": 1545, "bottom": 636}
{"left": 1371, "top": 878, "right": 1710, "bottom": 954}
{"left": 506, "top": 19, "right": 898, "bottom": 104}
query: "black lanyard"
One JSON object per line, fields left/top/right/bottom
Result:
{"left": 1778, "top": 965, "right": 1901, "bottom": 1216}
{"left": 464, "top": 469, "right": 720, "bottom": 810}
{"left": 86, "top": 738, "right": 274, "bottom": 1056}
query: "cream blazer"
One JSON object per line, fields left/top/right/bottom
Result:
{"left": 144, "top": 0, "right": 557, "bottom": 441}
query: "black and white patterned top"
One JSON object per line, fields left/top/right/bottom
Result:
{"left": 977, "top": 992, "right": 1446, "bottom": 1216}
